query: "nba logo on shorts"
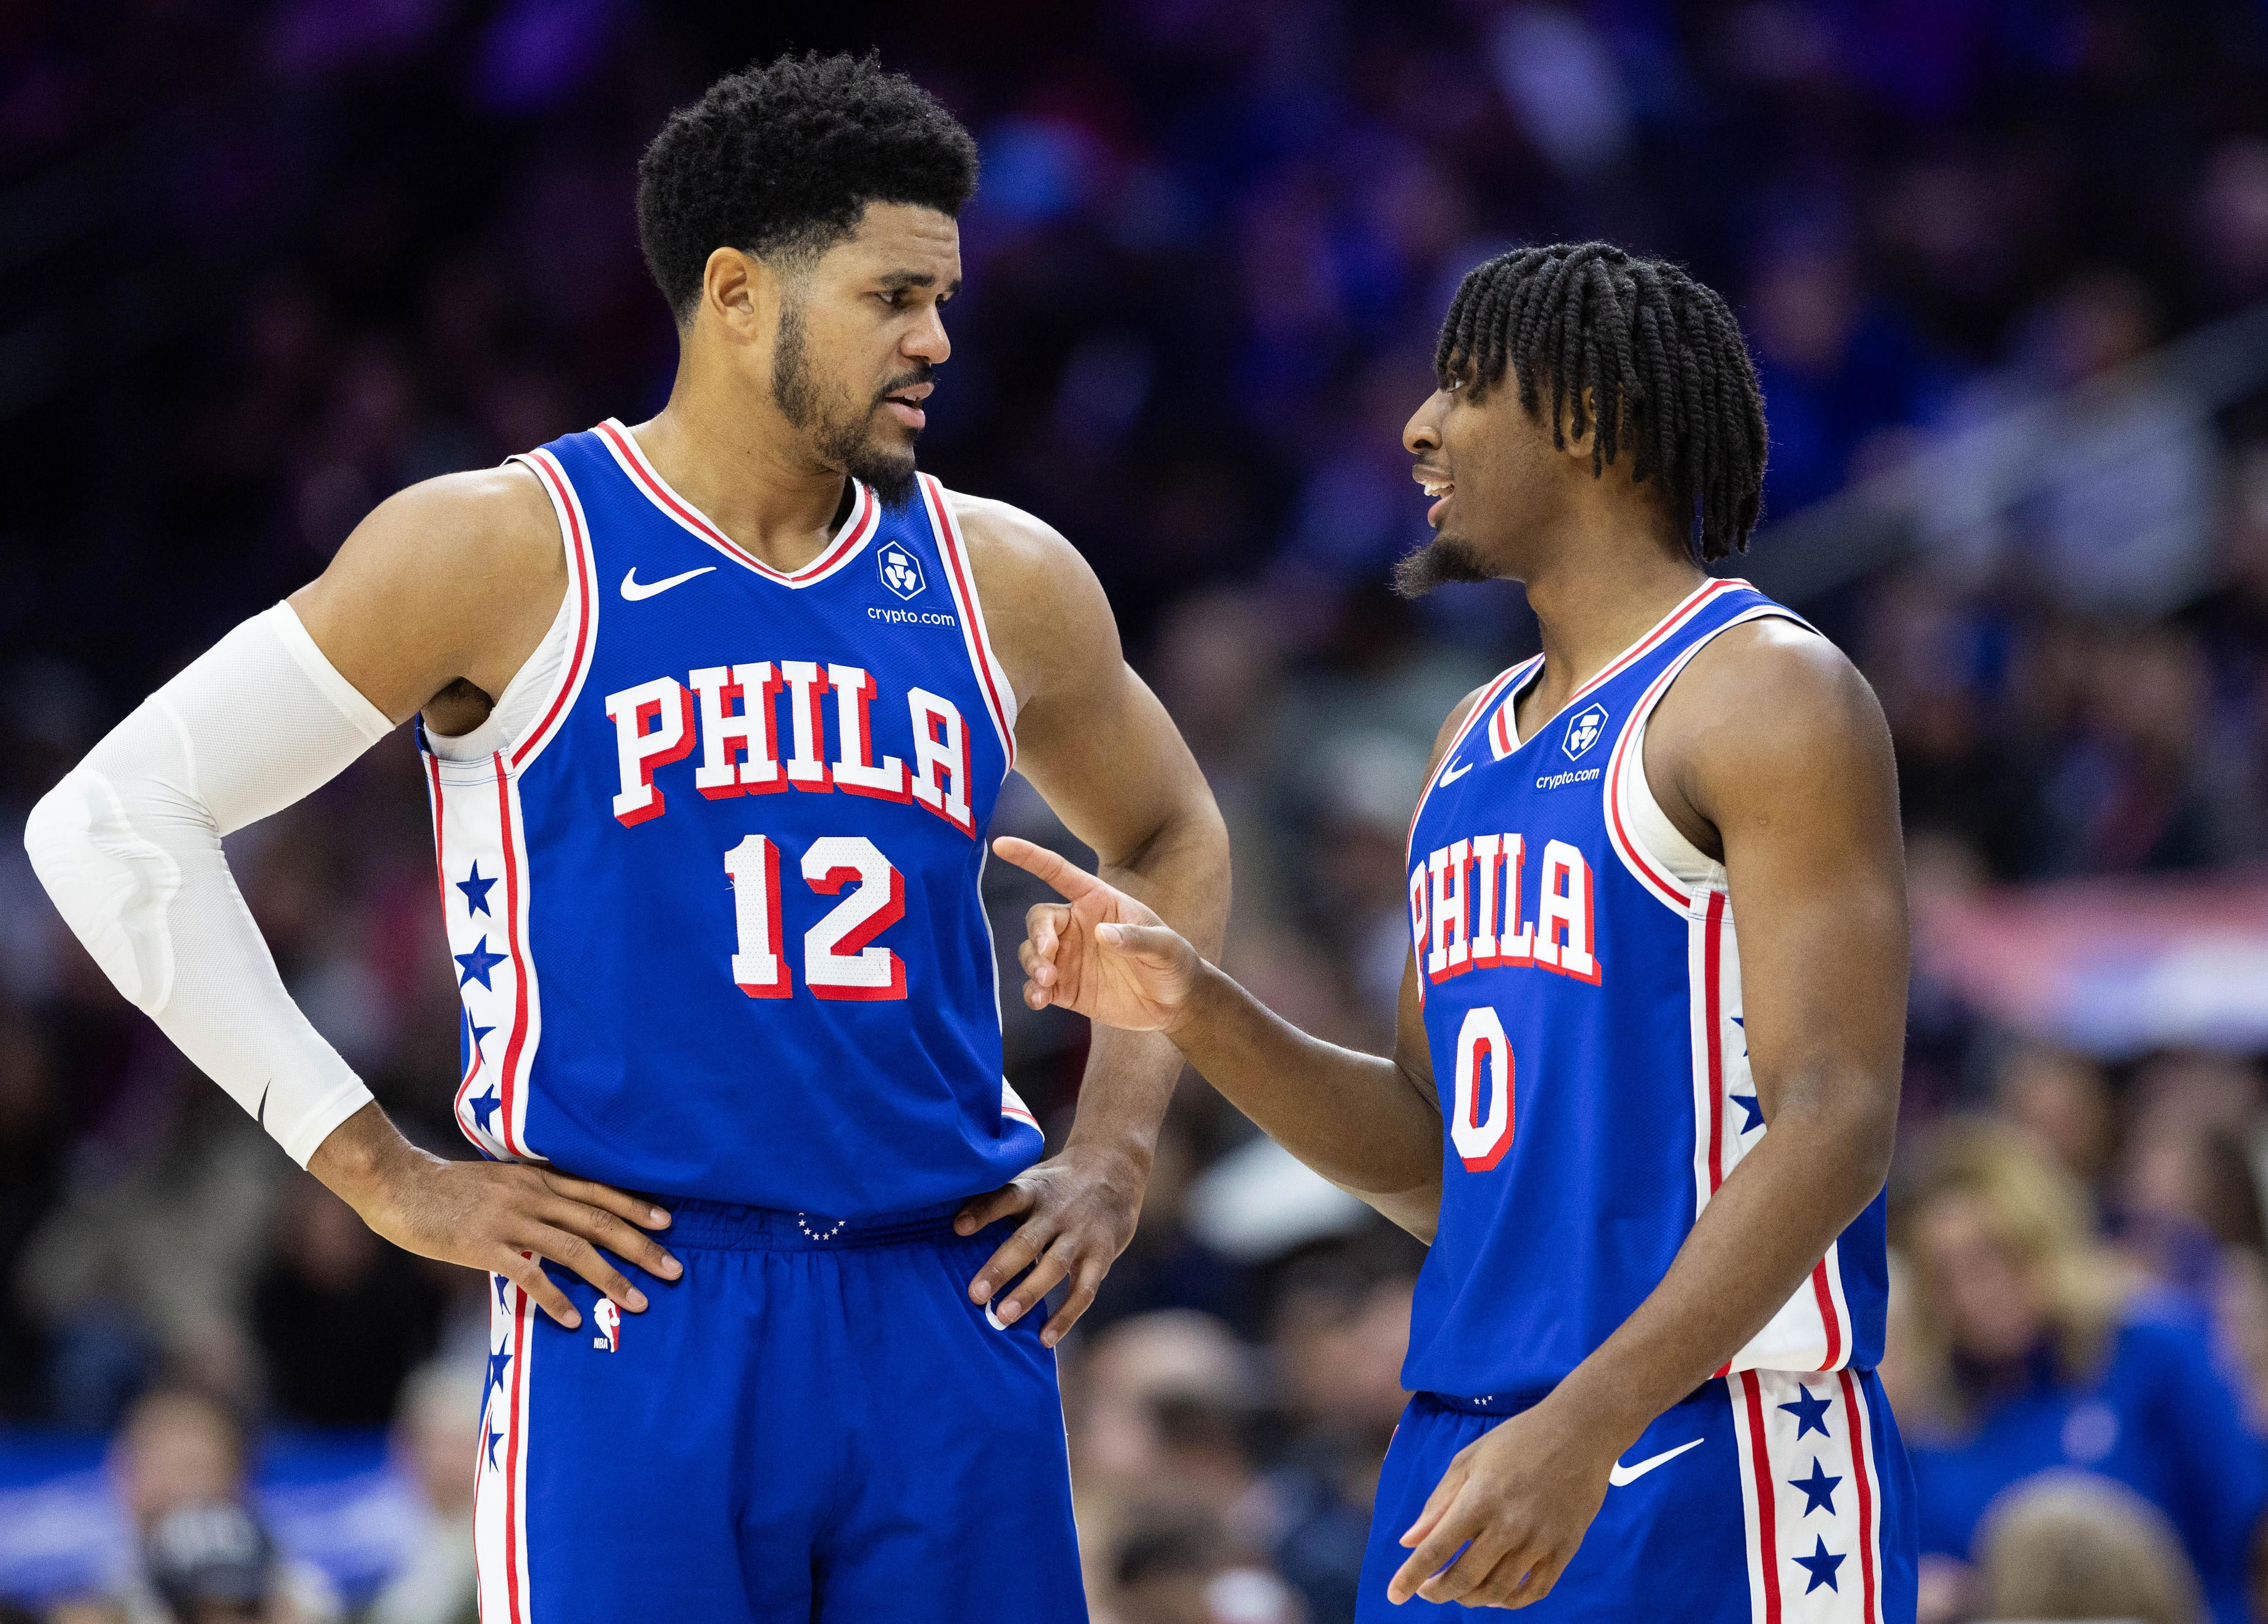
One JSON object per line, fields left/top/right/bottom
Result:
{"left": 879, "top": 542, "right": 925, "bottom": 599}
{"left": 592, "top": 1299, "right": 620, "bottom": 1352}
{"left": 1562, "top": 703, "right": 1609, "bottom": 760}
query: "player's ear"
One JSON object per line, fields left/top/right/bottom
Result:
{"left": 1558, "top": 384, "right": 1604, "bottom": 465}
{"left": 698, "top": 247, "right": 782, "bottom": 346}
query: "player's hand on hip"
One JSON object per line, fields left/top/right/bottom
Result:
{"left": 1387, "top": 1397, "right": 1618, "bottom": 1609}
{"left": 954, "top": 1139, "right": 1147, "bottom": 1350}
{"left": 991, "top": 836, "right": 1202, "bottom": 1032}
{"left": 311, "top": 1104, "right": 680, "bottom": 1331}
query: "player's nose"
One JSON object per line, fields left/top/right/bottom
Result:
{"left": 1404, "top": 392, "right": 1444, "bottom": 455}
{"left": 906, "top": 304, "right": 950, "bottom": 366}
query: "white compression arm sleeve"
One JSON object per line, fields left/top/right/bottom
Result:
{"left": 23, "top": 602, "right": 394, "bottom": 1165}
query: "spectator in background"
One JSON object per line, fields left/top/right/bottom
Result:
{"left": 1994, "top": 1045, "right": 2117, "bottom": 1195}
{"left": 2109, "top": 1053, "right": 2268, "bottom": 1427}
{"left": 1890, "top": 1120, "right": 2267, "bottom": 1624}
{"left": 1261, "top": 1241, "right": 1414, "bottom": 1624}
{"left": 1108, "top": 1511, "right": 1303, "bottom": 1624}
{"left": 141, "top": 1502, "right": 292, "bottom": 1624}
{"left": 1972, "top": 1471, "right": 2205, "bottom": 1624}
{"left": 1069, "top": 1311, "right": 1265, "bottom": 1604}
{"left": 105, "top": 1389, "right": 339, "bottom": 1624}
{"left": 364, "top": 1363, "right": 480, "bottom": 1624}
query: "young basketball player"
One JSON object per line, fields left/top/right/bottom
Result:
{"left": 997, "top": 242, "right": 1918, "bottom": 1620}
{"left": 26, "top": 53, "right": 1227, "bottom": 1623}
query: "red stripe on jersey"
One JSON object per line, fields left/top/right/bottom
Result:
{"left": 1566, "top": 578, "right": 1740, "bottom": 707}
{"left": 595, "top": 419, "right": 876, "bottom": 585}
{"left": 511, "top": 451, "right": 596, "bottom": 769}
{"left": 503, "top": 1280, "right": 529, "bottom": 1624}
{"left": 1811, "top": 1261, "right": 1843, "bottom": 1369}
{"left": 920, "top": 475, "right": 1017, "bottom": 770}
{"left": 1603, "top": 657, "right": 1693, "bottom": 908}
{"left": 1838, "top": 1369, "right": 1881, "bottom": 1624}
{"left": 1741, "top": 1373, "right": 1784, "bottom": 1624}
{"left": 492, "top": 755, "right": 530, "bottom": 1159}
{"left": 1703, "top": 890, "right": 1728, "bottom": 1193}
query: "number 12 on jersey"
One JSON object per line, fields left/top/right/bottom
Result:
{"left": 724, "top": 834, "right": 908, "bottom": 1002}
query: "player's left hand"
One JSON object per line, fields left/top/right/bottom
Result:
{"left": 954, "top": 1142, "right": 1147, "bottom": 1349}
{"left": 1387, "top": 1396, "right": 1620, "bottom": 1608}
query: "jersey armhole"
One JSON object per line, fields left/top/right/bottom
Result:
{"left": 1603, "top": 607, "right": 1817, "bottom": 914}
{"left": 425, "top": 450, "right": 598, "bottom": 771}
{"left": 917, "top": 474, "right": 1020, "bottom": 770}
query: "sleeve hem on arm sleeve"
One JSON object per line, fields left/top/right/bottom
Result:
{"left": 277, "top": 1077, "right": 378, "bottom": 1169}
{"left": 266, "top": 602, "right": 396, "bottom": 744}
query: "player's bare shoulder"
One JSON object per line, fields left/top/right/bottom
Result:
{"left": 939, "top": 487, "right": 1121, "bottom": 713}
{"left": 290, "top": 462, "right": 567, "bottom": 726}
{"left": 1646, "top": 615, "right": 1897, "bottom": 854}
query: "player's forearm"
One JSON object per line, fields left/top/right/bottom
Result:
{"left": 1167, "top": 963, "right": 1443, "bottom": 1224}
{"left": 23, "top": 604, "right": 389, "bottom": 1165}
{"left": 1063, "top": 806, "right": 1230, "bottom": 1167}
{"left": 1546, "top": 1064, "right": 1896, "bottom": 1450}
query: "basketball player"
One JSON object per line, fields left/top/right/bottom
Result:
{"left": 25, "top": 54, "right": 1228, "bottom": 1623}
{"left": 998, "top": 242, "right": 1917, "bottom": 1619}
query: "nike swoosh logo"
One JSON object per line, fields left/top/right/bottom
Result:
{"left": 1608, "top": 1437, "right": 1703, "bottom": 1486}
{"left": 1438, "top": 757, "right": 1473, "bottom": 785}
{"left": 620, "top": 565, "right": 716, "bottom": 601}
{"left": 256, "top": 1082, "right": 269, "bottom": 1129}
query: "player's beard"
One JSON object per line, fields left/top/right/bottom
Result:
{"left": 1392, "top": 530, "right": 1494, "bottom": 597}
{"left": 771, "top": 297, "right": 921, "bottom": 512}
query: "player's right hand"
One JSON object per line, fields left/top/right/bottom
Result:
{"left": 991, "top": 836, "right": 1204, "bottom": 1033}
{"left": 310, "top": 1102, "right": 680, "bottom": 1330}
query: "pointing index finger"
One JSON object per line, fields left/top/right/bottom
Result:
{"left": 991, "top": 836, "right": 1106, "bottom": 902}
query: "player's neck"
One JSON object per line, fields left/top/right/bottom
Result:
{"left": 626, "top": 377, "right": 854, "bottom": 575}
{"left": 1520, "top": 523, "right": 1706, "bottom": 709}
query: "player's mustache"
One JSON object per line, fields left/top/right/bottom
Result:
{"left": 874, "top": 366, "right": 934, "bottom": 404}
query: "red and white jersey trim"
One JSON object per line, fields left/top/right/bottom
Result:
{"left": 592, "top": 418, "right": 879, "bottom": 589}
{"left": 1689, "top": 882, "right": 1856, "bottom": 1376}
{"left": 917, "top": 474, "right": 1019, "bottom": 771}
{"left": 1731, "top": 1368, "right": 1887, "bottom": 1624}
{"left": 1406, "top": 659, "right": 1533, "bottom": 866}
{"left": 474, "top": 1275, "right": 535, "bottom": 1624}
{"left": 1602, "top": 603, "right": 1803, "bottom": 915}
{"left": 503, "top": 449, "right": 602, "bottom": 771}
{"left": 429, "top": 748, "right": 548, "bottom": 1165}
{"left": 1485, "top": 656, "right": 1543, "bottom": 760}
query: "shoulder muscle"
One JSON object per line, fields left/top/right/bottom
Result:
{"left": 944, "top": 489, "right": 1122, "bottom": 717}
{"left": 1652, "top": 619, "right": 1899, "bottom": 860}
{"left": 289, "top": 464, "right": 563, "bottom": 723}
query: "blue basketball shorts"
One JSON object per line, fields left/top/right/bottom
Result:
{"left": 1360, "top": 1368, "right": 1917, "bottom": 1623}
{"left": 472, "top": 1198, "right": 1087, "bottom": 1623}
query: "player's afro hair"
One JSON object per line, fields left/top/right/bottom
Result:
{"left": 1437, "top": 241, "right": 1768, "bottom": 563}
{"left": 636, "top": 51, "right": 980, "bottom": 325}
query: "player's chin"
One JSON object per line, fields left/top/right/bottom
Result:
{"left": 1391, "top": 531, "right": 1494, "bottom": 598}
{"left": 851, "top": 435, "right": 921, "bottom": 513}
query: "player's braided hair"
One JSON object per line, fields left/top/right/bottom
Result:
{"left": 1435, "top": 241, "right": 1767, "bottom": 563}
{"left": 637, "top": 51, "right": 978, "bottom": 325}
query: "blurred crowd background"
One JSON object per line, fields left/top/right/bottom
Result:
{"left": 6, "top": 1, "right": 2268, "bottom": 1621}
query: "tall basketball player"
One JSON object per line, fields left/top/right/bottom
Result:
{"left": 997, "top": 242, "right": 1917, "bottom": 1620}
{"left": 26, "top": 54, "right": 1227, "bottom": 1624}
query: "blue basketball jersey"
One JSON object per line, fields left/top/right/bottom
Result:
{"left": 1402, "top": 579, "right": 1889, "bottom": 1401}
{"left": 421, "top": 420, "right": 1042, "bottom": 1217}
